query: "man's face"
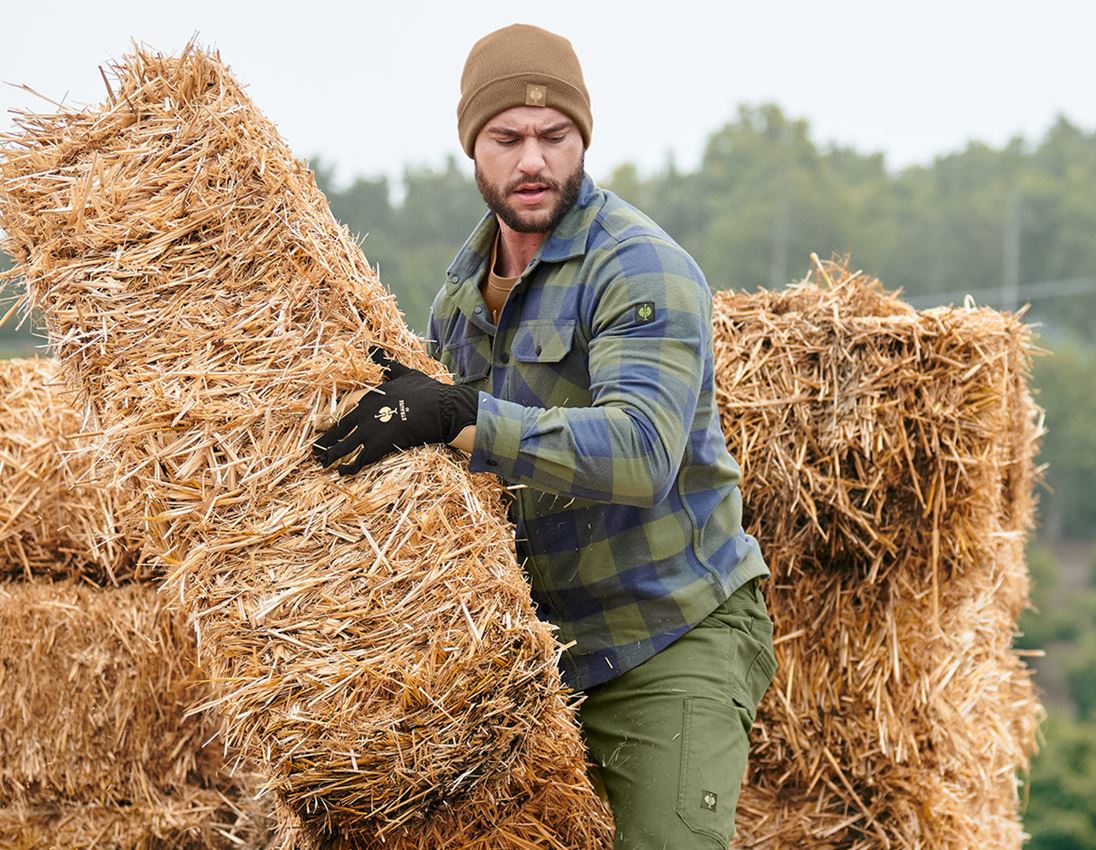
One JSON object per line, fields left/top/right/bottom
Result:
{"left": 473, "top": 106, "right": 585, "bottom": 234}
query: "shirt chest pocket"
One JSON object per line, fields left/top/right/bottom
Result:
{"left": 508, "top": 318, "right": 587, "bottom": 409}
{"left": 512, "top": 319, "right": 576, "bottom": 364}
{"left": 442, "top": 337, "right": 492, "bottom": 385}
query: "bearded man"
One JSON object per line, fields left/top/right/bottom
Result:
{"left": 314, "top": 23, "right": 776, "bottom": 849}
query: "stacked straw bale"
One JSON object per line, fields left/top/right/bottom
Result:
{"left": 0, "top": 357, "right": 145, "bottom": 583}
{"left": 0, "top": 359, "right": 269, "bottom": 844}
{"left": 715, "top": 259, "right": 1042, "bottom": 849}
{"left": 0, "top": 579, "right": 273, "bottom": 848}
{"left": 0, "top": 580, "right": 225, "bottom": 807}
{"left": 0, "top": 45, "right": 612, "bottom": 849}
{"left": 0, "top": 789, "right": 271, "bottom": 850}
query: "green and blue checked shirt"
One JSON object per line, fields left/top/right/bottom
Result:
{"left": 427, "top": 175, "right": 768, "bottom": 691}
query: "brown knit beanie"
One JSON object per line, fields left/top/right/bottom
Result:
{"left": 457, "top": 24, "right": 593, "bottom": 158}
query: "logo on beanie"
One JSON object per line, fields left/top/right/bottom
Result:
{"left": 525, "top": 84, "right": 547, "bottom": 107}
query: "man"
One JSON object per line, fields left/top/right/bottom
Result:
{"left": 314, "top": 23, "right": 775, "bottom": 849}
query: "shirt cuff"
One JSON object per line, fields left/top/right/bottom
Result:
{"left": 469, "top": 391, "right": 525, "bottom": 479}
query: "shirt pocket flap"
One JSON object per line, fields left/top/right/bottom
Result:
{"left": 512, "top": 319, "right": 576, "bottom": 364}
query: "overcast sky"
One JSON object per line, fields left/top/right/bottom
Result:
{"left": 3, "top": 0, "right": 1093, "bottom": 190}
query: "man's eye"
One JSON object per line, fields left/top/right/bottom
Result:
{"left": 546, "top": 135, "right": 565, "bottom": 144}
{"left": 497, "top": 138, "right": 518, "bottom": 146}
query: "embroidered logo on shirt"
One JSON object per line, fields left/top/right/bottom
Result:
{"left": 635, "top": 301, "right": 656, "bottom": 323}
{"left": 701, "top": 790, "right": 718, "bottom": 811}
{"left": 525, "top": 84, "right": 547, "bottom": 106}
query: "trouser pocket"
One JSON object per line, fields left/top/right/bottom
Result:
{"left": 705, "top": 579, "right": 777, "bottom": 725}
{"left": 675, "top": 695, "right": 751, "bottom": 844}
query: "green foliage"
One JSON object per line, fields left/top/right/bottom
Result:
{"left": 1024, "top": 711, "right": 1096, "bottom": 849}
{"left": 1018, "top": 540, "right": 1096, "bottom": 849}
{"left": 1032, "top": 345, "right": 1096, "bottom": 538}
{"left": 1065, "top": 632, "right": 1096, "bottom": 722}
{"left": 1016, "top": 545, "right": 1081, "bottom": 650}
{"left": 312, "top": 155, "right": 483, "bottom": 333}
{"left": 603, "top": 107, "right": 1095, "bottom": 542}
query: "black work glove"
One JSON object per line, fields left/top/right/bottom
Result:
{"left": 312, "top": 349, "right": 479, "bottom": 475}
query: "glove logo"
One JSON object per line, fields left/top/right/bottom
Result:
{"left": 374, "top": 401, "right": 410, "bottom": 423}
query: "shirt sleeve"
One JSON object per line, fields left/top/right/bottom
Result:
{"left": 469, "top": 236, "right": 708, "bottom": 508}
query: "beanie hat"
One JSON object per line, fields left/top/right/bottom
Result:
{"left": 457, "top": 24, "right": 592, "bottom": 158}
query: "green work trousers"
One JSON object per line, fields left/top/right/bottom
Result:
{"left": 578, "top": 578, "right": 776, "bottom": 850}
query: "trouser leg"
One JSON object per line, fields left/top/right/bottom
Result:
{"left": 578, "top": 578, "right": 776, "bottom": 850}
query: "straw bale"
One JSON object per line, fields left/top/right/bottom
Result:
{"left": 0, "top": 45, "right": 611, "bottom": 848}
{"left": 712, "top": 259, "right": 1039, "bottom": 584}
{"left": 0, "top": 787, "right": 273, "bottom": 850}
{"left": 716, "top": 260, "right": 1042, "bottom": 849}
{"left": 734, "top": 537, "right": 1039, "bottom": 849}
{"left": 0, "top": 579, "right": 237, "bottom": 808}
{"left": 0, "top": 357, "right": 145, "bottom": 584}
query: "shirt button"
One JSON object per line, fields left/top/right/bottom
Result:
{"left": 535, "top": 345, "right": 543, "bottom": 355}
{"left": 448, "top": 274, "right": 459, "bottom": 283}
{"left": 500, "top": 353, "right": 510, "bottom": 364}
{"left": 474, "top": 306, "right": 483, "bottom": 314}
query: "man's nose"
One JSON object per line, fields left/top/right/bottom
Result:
{"left": 517, "top": 138, "right": 546, "bottom": 175}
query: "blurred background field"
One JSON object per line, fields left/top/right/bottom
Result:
{"left": 2, "top": 6, "right": 1093, "bottom": 842}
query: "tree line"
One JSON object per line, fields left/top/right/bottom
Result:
{"left": 317, "top": 104, "right": 1096, "bottom": 340}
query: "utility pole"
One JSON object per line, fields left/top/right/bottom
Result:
{"left": 1001, "top": 187, "right": 1021, "bottom": 313}
{"left": 769, "top": 171, "right": 792, "bottom": 288}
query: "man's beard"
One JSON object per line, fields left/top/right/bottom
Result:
{"left": 474, "top": 155, "right": 585, "bottom": 234}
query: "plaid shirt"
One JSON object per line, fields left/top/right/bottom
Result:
{"left": 428, "top": 175, "right": 768, "bottom": 691}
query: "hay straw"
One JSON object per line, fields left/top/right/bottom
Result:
{"left": 0, "top": 44, "right": 611, "bottom": 849}
{"left": 715, "top": 259, "right": 1042, "bottom": 849}
{"left": 0, "top": 787, "right": 273, "bottom": 850}
{"left": 0, "top": 579, "right": 245, "bottom": 808}
{"left": 0, "top": 357, "right": 145, "bottom": 583}
{"left": 712, "top": 261, "right": 1038, "bottom": 583}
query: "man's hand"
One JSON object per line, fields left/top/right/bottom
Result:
{"left": 313, "top": 349, "right": 478, "bottom": 475}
